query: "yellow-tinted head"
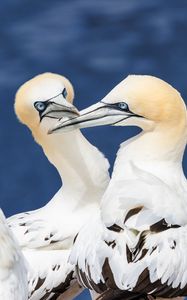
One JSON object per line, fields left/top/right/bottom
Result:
{"left": 104, "top": 75, "right": 186, "bottom": 125}
{"left": 15, "top": 72, "right": 77, "bottom": 132}
{"left": 49, "top": 75, "right": 187, "bottom": 134}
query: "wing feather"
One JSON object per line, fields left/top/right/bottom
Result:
{"left": 0, "top": 209, "right": 28, "bottom": 300}
{"left": 24, "top": 249, "right": 83, "bottom": 299}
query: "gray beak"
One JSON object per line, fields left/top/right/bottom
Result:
{"left": 48, "top": 101, "right": 138, "bottom": 134}
{"left": 40, "top": 101, "right": 79, "bottom": 121}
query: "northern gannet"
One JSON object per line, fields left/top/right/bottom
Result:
{"left": 49, "top": 75, "right": 187, "bottom": 299}
{"left": 8, "top": 73, "right": 110, "bottom": 299}
{"left": 0, "top": 208, "right": 28, "bottom": 299}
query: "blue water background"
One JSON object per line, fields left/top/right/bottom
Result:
{"left": 1, "top": 1, "right": 187, "bottom": 298}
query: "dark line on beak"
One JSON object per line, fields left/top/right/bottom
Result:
{"left": 50, "top": 113, "right": 136, "bottom": 133}
{"left": 45, "top": 92, "right": 63, "bottom": 102}
{"left": 77, "top": 104, "right": 106, "bottom": 117}
{"left": 40, "top": 108, "right": 78, "bottom": 122}
{"left": 49, "top": 101, "right": 145, "bottom": 132}
{"left": 49, "top": 103, "right": 107, "bottom": 128}
{"left": 112, "top": 114, "right": 144, "bottom": 125}
{"left": 48, "top": 102, "right": 74, "bottom": 110}
{"left": 111, "top": 116, "right": 131, "bottom": 125}
{"left": 44, "top": 116, "right": 59, "bottom": 120}
{"left": 50, "top": 114, "right": 108, "bottom": 133}
{"left": 43, "top": 115, "right": 62, "bottom": 120}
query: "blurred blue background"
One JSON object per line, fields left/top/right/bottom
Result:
{"left": 1, "top": 0, "right": 187, "bottom": 298}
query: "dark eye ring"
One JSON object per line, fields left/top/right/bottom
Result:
{"left": 117, "top": 102, "right": 129, "bottom": 111}
{"left": 34, "top": 101, "right": 46, "bottom": 112}
{"left": 62, "top": 88, "right": 67, "bottom": 98}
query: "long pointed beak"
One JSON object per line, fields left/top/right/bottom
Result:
{"left": 48, "top": 101, "right": 134, "bottom": 134}
{"left": 40, "top": 100, "right": 79, "bottom": 121}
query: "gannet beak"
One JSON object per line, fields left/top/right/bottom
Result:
{"left": 39, "top": 99, "right": 79, "bottom": 122}
{"left": 48, "top": 101, "right": 141, "bottom": 134}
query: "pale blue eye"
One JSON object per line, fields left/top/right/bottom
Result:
{"left": 117, "top": 102, "right": 129, "bottom": 111}
{"left": 62, "top": 88, "right": 67, "bottom": 98}
{"left": 34, "top": 101, "right": 46, "bottom": 112}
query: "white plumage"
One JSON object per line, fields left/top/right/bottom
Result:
{"left": 50, "top": 75, "right": 187, "bottom": 299}
{"left": 7, "top": 73, "right": 110, "bottom": 299}
{"left": 25, "top": 250, "right": 75, "bottom": 300}
{"left": 0, "top": 208, "right": 28, "bottom": 299}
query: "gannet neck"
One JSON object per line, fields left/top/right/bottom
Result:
{"left": 32, "top": 129, "right": 109, "bottom": 204}
{"left": 113, "top": 116, "right": 187, "bottom": 184}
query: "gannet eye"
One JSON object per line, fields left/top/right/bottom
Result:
{"left": 117, "top": 102, "right": 129, "bottom": 111}
{"left": 34, "top": 101, "right": 46, "bottom": 112}
{"left": 62, "top": 88, "right": 67, "bottom": 99}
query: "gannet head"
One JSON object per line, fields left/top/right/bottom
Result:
{"left": 15, "top": 73, "right": 79, "bottom": 138}
{"left": 49, "top": 75, "right": 186, "bottom": 133}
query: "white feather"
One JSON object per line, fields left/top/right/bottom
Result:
{"left": 0, "top": 209, "right": 28, "bottom": 300}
